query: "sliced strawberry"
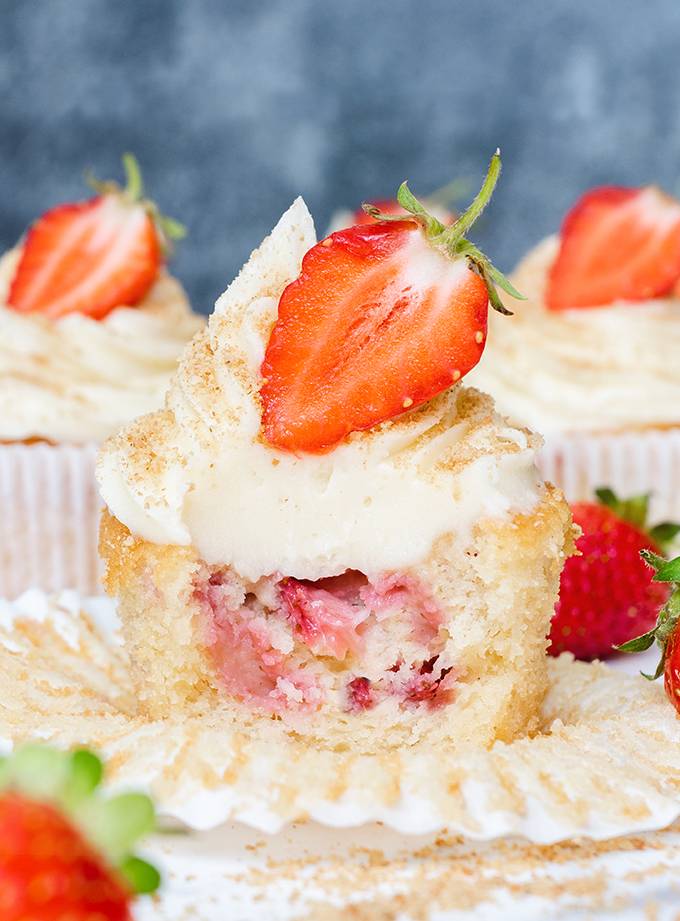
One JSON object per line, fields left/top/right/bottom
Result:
{"left": 7, "top": 154, "right": 184, "bottom": 320}
{"left": 261, "top": 152, "right": 518, "bottom": 454}
{"left": 546, "top": 185, "right": 680, "bottom": 310}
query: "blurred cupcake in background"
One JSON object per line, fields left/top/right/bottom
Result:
{"left": 468, "top": 183, "right": 680, "bottom": 519}
{"left": 0, "top": 155, "right": 203, "bottom": 598}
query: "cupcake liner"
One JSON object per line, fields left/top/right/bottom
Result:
{"left": 0, "top": 443, "right": 101, "bottom": 598}
{"left": 538, "top": 429, "right": 680, "bottom": 520}
{"left": 2, "top": 591, "right": 680, "bottom": 844}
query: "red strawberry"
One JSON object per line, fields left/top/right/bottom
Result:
{"left": 546, "top": 185, "right": 680, "bottom": 311}
{"left": 261, "top": 151, "right": 520, "bottom": 454}
{"left": 549, "top": 489, "right": 678, "bottom": 660}
{"left": 7, "top": 154, "right": 185, "bottom": 320}
{"left": 0, "top": 745, "right": 159, "bottom": 920}
{"left": 618, "top": 553, "right": 680, "bottom": 714}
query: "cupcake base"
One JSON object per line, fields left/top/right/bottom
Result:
{"left": 1, "top": 591, "right": 679, "bottom": 843}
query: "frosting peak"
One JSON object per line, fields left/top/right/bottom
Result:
{"left": 98, "top": 199, "right": 544, "bottom": 581}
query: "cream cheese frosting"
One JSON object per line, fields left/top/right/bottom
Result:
{"left": 0, "top": 247, "right": 203, "bottom": 443}
{"left": 98, "top": 198, "right": 546, "bottom": 582}
{"left": 467, "top": 236, "right": 680, "bottom": 434}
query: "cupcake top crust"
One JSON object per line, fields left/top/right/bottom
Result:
{"left": 98, "top": 196, "right": 546, "bottom": 583}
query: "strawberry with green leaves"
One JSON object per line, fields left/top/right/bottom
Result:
{"left": 618, "top": 554, "right": 680, "bottom": 713}
{"left": 7, "top": 154, "right": 185, "bottom": 320}
{"left": 546, "top": 185, "right": 680, "bottom": 311}
{"left": 0, "top": 744, "right": 159, "bottom": 921}
{"left": 345, "top": 178, "right": 466, "bottom": 229}
{"left": 260, "top": 151, "right": 521, "bottom": 454}
{"left": 549, "top": 489, "right": 679, "bottom": 661}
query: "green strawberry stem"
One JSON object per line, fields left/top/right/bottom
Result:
{"left": 122, "top": 152, "right": 143, "bottom": 202}
{"left": 0, "top": 744, "right": 160, "bottom": 896}
{"left": 363, "top": 150, "right": 523, "bottom": 316}
{"left": 87, "top": 154, "right": 186, "bottom": 253}
{"left": 595, "top": 487, "right": 680, "bottom": 554}
{"left": 617, "top": 550, "right": 680, "bottom": 680}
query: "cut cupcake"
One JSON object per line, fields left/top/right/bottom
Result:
{"left": 98, "top": 155, "right": 574, "bottom": 753}
{"left": 0, "top": 155, "right": 203, "bottom": 597}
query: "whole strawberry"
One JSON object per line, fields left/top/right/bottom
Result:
{"left": 549, "top": 489, "right": 679, "bottom": 660}
{"left": 0, "top": 744, "right": 159, "bottom": 921}
{"left": 618, "top": 553, "right": 680, "bottom": 714}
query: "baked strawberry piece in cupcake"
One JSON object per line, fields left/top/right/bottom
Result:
{"left": 98, "top": 154, "right": 573, "bottom": 753}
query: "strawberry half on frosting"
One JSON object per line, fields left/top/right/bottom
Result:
{"left": 261, "top": 151, "right": 521, "bottom": 453}
{"left": 546, "top": 185, "right": 680, "bottom": 311}
{"left": 7, "top": 154, "right": 185, "bottom": 321}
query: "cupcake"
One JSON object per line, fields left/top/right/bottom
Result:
{"left": 0, "top": 156, "right": 203, "bottom": 598}
{"left": 468, "top": 184, "right": 680, "bottom": 519}
{"left": 98, "top": 156, "right": 574, "bottom": 754}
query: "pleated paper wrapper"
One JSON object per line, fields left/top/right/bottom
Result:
{"left": 539, "top": 429, "right": 680, "bottom": 520}
{"left": 0, "top": 443, "right": 102, "bottom": 598}
{"left": 2, "top": 590, "right": 680, "bottom": 846}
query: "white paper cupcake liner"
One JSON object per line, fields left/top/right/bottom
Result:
{"left": 2, "top": 591, "right": 680, "bottom": 845}
{"left": 538, "top": 429, "right": 680, "bottom": 521}
{"left": 0, "top": 443, "right": 101, "bottom": 598}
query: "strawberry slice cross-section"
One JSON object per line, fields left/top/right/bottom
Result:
{"left": 546, "top": 185, "right": 680, "bottom": 311}
{"left": 7, "top": 154, "right": 185, "bottom": 321}
{"left": 261, "top": 151, "right": 520, "bottom": 454}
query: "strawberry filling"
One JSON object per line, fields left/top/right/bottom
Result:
{"left": 195, "top": 567, "right": 455, "bottom": 716}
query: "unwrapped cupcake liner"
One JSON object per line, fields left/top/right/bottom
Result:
{"left": 539, "top": 429, "right": 680, "bottom": 521}
{"left": 0, "top": 443, "right": 101, "bottom": 598}
{"left": 2, "top": 591, "right": 680, "bottom": 845}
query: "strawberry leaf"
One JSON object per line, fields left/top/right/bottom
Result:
{"left": 396, "top": 181, "right": 446, "bottom": 235}
{"left": 640, "top": 547, "right": 668, "bottom": 572}
{"left": 62, "top": 749, "right": 103, "bottom": 809}
{"left": 595, "top": 487, "right": 650, "bottom": 529}
{"left": 653, "top": 557, "right": 680, "bottom": 583}
{"left": 649, "top": 522, "right": 680, "bottom": 554}
{"left": 120, "top": 855, "right": 161, "bottom": 895}
{"left": 82, "top": 792, "right": 156, "bottom": 863}
{"left": 616, "top": 629, "right": 657, "bottom": 653}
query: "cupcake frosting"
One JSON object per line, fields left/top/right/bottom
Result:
{"left": 468, "top": 236, "right": 680, "bottom": 434}
{"left": 0, "top": 247, "right": 204, "bottom": 443}
{"left": 98, "top": 198, "right": 545, "bottom": 582}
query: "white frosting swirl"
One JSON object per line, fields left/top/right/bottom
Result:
{"left": 467, "top": 236, "right": 680, "bottom": 434}
{"left": 0, "top": 247, "right": 203, "bottom": 443}
{"left": 98, "top": 198, "right": 545, "bottom": 582}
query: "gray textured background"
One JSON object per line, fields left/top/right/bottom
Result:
{"left": 2, "top": 0, "right": 680, "bottom": 312}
